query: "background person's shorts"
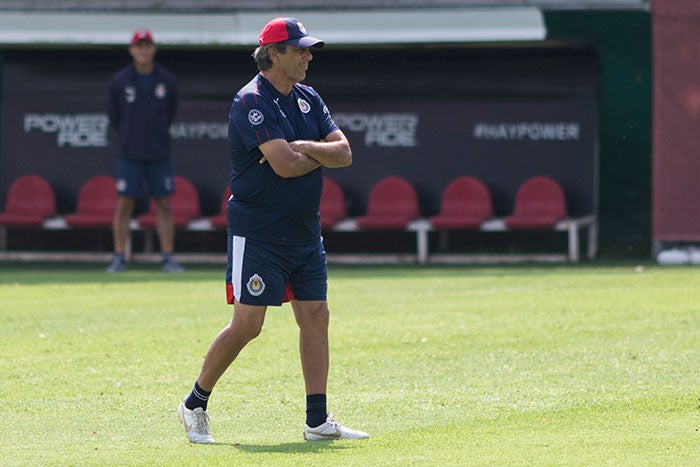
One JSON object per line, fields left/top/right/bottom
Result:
{"left": 226, "top": 234, "right": 328, "bottom": 306}
{"left": 116, "top": 158, "right": 175, "bottom": 198}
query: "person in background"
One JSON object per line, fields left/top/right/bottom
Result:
{"left": 106, "top": 29, "right": 184, "bottom": 273}
{"left": 177, "top": 17, "right": 368, "bottom": 443}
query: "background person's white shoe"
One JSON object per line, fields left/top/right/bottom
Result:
{"left": 177, "top": 401, "right": 214, "bottom": 444}
{"left": 304, "top": 414, "right": 369, "bottom": 441}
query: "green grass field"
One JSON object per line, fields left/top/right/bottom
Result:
{"left": 1, "top": 262, "right": 698, "bottom": 465}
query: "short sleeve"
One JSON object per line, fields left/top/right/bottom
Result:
{"left": 230, "top": 91, "right": 286, "bottom": 152}
{"left": 315, "top": 93, "right": 339, "bottom": 139}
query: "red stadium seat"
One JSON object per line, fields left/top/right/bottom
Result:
{"left": 504, "top": 176, "right": 567, "bottom": 229}
{"left": 63, "top": 175, "right": 117, "bottom": 227}
{"left": 0, "top": 174, "right": 56, "bottom": 227}
{"left": 429, "top": 176, "right": 493, "bottom": 229}
{"left": 209, "top": 186, "right": 231, "bottom": 230}
{"left": 357, "top": 176, "right": 420, "bottom": 229}
{"left": 137, "top": 175, "right": 201, "bottom": 228}
{"left": 0, "top": 174, "right": 57, "bottom": 250}
{"left": 320, "top": 177, "right": 347, "bottom": 229}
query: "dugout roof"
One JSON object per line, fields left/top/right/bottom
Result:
{"left": 0, "top": 0, "right": 650, "bottom": 12}
{"left": 0, "top": 8, "right": 547, "bottom": 47}
{"left": 0, "top": 0, "right": 648, "bottom": 47}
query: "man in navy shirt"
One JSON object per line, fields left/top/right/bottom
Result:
{"left": 178, "top": 17, "right": 368, "bottom": 443}
{"left": 106, "top": 29, "right": 184, "bottom": 273}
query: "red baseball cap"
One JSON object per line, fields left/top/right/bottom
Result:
{"left": 258, "top": 17, "right": 324, "bottom": 48}
{"left": 131, "top": 29, "right": 154, "bottom": 45}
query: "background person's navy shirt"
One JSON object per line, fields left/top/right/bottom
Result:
{"left": 107, "top": 63, "right": 177, "bottom": 162}
{"left": 228, "top": 74, "right": 338, "bottom": 246}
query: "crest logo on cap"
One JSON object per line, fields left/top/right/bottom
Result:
{"left": 248, "top": 109, "right": 264, "bottom": 125}
{"left": 246, "top": 274, "right": 266, "bottom": 296}
{"left": 296, "top": 22, "right": 307, "bottom": 35}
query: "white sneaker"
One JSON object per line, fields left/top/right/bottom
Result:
{"left": 304, "top": 414, "right": 369, "bottom": 441}
{"left": 177, "top": 401, "right": 214, "bottom": 444}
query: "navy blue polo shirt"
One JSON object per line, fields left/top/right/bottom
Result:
{"left": 227, "top": 73, "right": 338, "bottom": 246}
{"left": 107, "top": 63, "right": 177, "bottom": 161}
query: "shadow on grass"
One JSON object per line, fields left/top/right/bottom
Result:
{"left": 222, "top": 441, "right": 351, "bottom": 453}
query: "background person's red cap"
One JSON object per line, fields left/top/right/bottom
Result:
{"left": 258, "top": 17, "right": 324, "bottom": 48}
{"left": 131, "top": 29, "right": 154, "bottom": 45}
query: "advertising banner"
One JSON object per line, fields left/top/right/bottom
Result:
{"left": 330, "top": 99, "right": 595, "bottom": 217}
{"left": 1, "top": 51, "right": 597, "bottom": 220}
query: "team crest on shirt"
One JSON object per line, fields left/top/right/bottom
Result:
{"left": 248, "top": 109, "right": 264, "bottom": 125}
{"left": 297, "top": 98, "right": 311, "bottom": 114}
{"left": 125, "top": 86, "right": 136, "bottom": 103}
{"left": 246, "top": 274, "right": 266, "bottom": 296}
{"left": 155, "top": 83, "right": 167, "bottom": 99}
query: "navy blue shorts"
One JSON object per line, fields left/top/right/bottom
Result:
{"left": 225, "top": 234, "right": 328, "bottom": 306}
{"left": 115, "top": 158, "right": 174, "bottom": 198}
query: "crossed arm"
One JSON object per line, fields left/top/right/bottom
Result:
{"left": 258, "top": 129, "right": 352, "bottom": 179}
